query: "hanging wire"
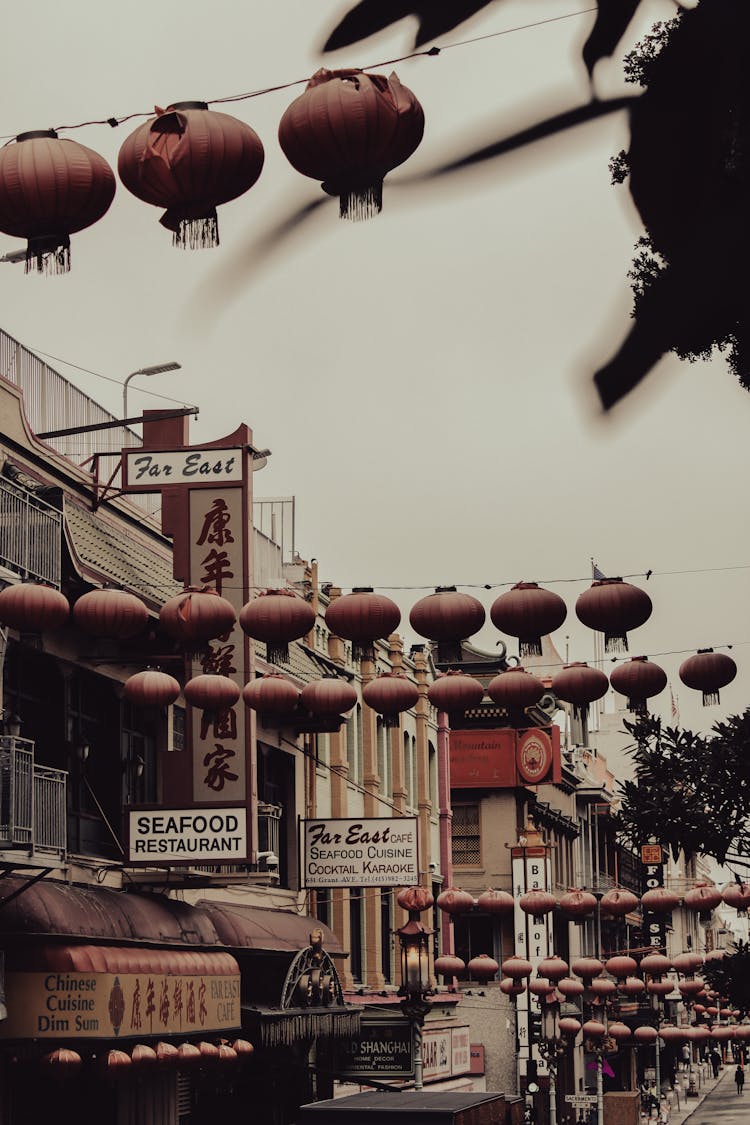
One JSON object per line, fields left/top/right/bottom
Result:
{"left": 0, "top": 7, "right": 599, "bottom": 141}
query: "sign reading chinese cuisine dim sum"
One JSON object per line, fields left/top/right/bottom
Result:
{"left": 301, "top": 817, "right": 419, "bottom": 888}
{"left": 127, "top": 806, "right": 247, "bottom": 865}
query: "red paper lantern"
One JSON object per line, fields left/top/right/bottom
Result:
{"left": 409, "top": 587, "right": 485, "bottom": 663}
{"left": 0, "top": 130, "right": 115, "bottom": 272}
{"left": 160, "top": 587, "right": 236, "bottom": 650}
{"left": 239, "top": 589, "right": 315, "bottom": 663}
{"left": 550, "top": 662, "right": 608, "bottom": 720}
{"left": 609, "top": 656, "right": 667, "bottom": 712}
{"left": 501, "top": 957, "right": 533, "bottom": 980}
{"left": 217, "top": 1044, "right": 238, "bottom": 1065}
{"left": 558, "top": 977, "right": 585, "bottom": 998}
{"left": 590, "top": 978, "right": 617, "bottom": 998}
{"left": 647, "top": 981, "right": 674, "bottom": 999}
{"left": 42, "top": 1048, "right": 83, "bottom": 1078}
{"left": 278, "top": 69, "right": 424, "bottom": 220}
{"left": 619, "top": 977, "right": 646, "bottom": 996}
{"left": 606, "top": 956, "right": 638, "bottom": 980}
{"left": 640, "top": 953, "right": 672, "bottom": 976}
{"left": 232, "top": 1039, "right": 255, "bottom": 1059}
{"left": 500, "top": 977, "right": 525, "bottom": 996}
{"left": 183, "top": 674, "right": 240, "bottom": 712}
{"left": 634, "top": 1025, "right": 658, "bottom": 1044}
{"left": 177, "top": 1043, "right": 202, "bottom": 1067}
{"left": 571, "top": 957, "right": 604, "bottom": 980}
{"left": 537, "top": 956, "right": 569, "bottom": 982}
{"left": 575, "top": 577, "right": 652, "bottom": 653}
{"left": 490, "top": 582, "right": 567, "bottom": 657}
{"left": 428, "top": 671, "right": 484, "bottom": 714}
{"left": 436, "top": 887, "right": 474, "bottom": 915}
{"left": 528, "top": 977, "right": 554, "bottom": 998}
{"left": 324, "top": 588, "right": 400, "bottom": 661}
{"left": 519, "top": 889, "right": 556, "bottom": 917}
{"left": 131, "top": 1044, "right": 157, "bottom": 1067}
{"left": 118, "top": 103, "right": 264, "bottom": 247}
{"left": 559, "top": 1017, "right": 582, "bottom": 1036}
{"left": 103, "top": 1049, "right": 132, "bottom": 1075}
{"left": 123, "top": 669, "right": 181, "bottom": 708}
{"left": 0, "top": 582, "right": 69, "bottom": 632}
{"left": 559, "top": 889, "right": 597, "bottom": 919}
{"left": 73, "top": 588, "right": 148, "bottom": 639}
{"left": 476, "top": 889, "right": 515, "bottom": 916}
{"left": 434, "top": 954, "right": 465, "bottom": 978}
{"left": 678, "top": 978, "right": 705, "bottom": 997}
{"left": 198, "top": 1042, "right": 220, "bottom": 1064}
{"left": 362, "top": 672, "right": 418, "bottom": 728}
{"left": 600, "top": 888, "right": 640, "bottom": 916}
{"left": 722, "top": 882, "right": 750, "bottom": 913}
{"left": 711, "top": 1026, "right": 733, "bottom": 1042}
{"left": 487, "top": 667, "right": 545, "bottom": 711}
{"left": 396, "top": 885, "right": 434, "bottom": 913}
{"left": 582, "top": 1020, "right": 606, "bottom": 1039}
{"left": 467, "top": 954, "right": 499, "bottom": 981}
{"left": 155, "top": 1042, "right": 179, "bottom": 1066}
{"left": 242, "top": 674, "right": 300, "bottom": 717}
{"left": 641, "top": 887, "right": 680, "bottom": 912}
{"left": 688, "top": 1027, "right": 710, "bottom": 1044}
{"left": 658, "top": 1026, "right": 688, "bottom": 1043}
{"left": 683, "top": 883, "right": 723, "bottom": 912}
{"left": 608, "top": 1022, "right": 632, "bottom": 1041}
{"left": 679, "top": 649, "right": 737, "bottom": 706}
{"left": 300, "top": 678, "right": 357, "bottom": 717}
{"left": 673, "top": 954, "right": 704, "bottom": 976}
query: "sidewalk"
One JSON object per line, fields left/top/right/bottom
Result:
{"left": 660, "top": 1064, "right": 731, "bottom": 1125}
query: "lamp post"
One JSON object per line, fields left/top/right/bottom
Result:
{"left": 397, "top": 915, "right": 433, "bottom": 1091}
{"left": 122, "top": 361, "right": 181, "bottom": 418}
{"left": 537, "top": 996, "right": 568, "bottom": 1125}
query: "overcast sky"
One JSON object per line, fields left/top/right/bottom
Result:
{"left": 1, "top": 0, "right": 746, "bottom": 735}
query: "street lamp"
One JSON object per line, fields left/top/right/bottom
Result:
{"left": 122, "top": 361, "right": 181, "bottom": 418}
{"left": 397, "top": 916, "right": 433, "bottom": 1091}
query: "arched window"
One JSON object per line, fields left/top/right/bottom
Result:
{"left": 428, "top": 740, "right": 437, "bottom": 814}
{"left": 403, "top": 731, "right": 412, "bottom": 808}
{"left": 356, "top": 703, "right": 363, "bottom": 787}
{"left": 377, "top": 718, "right": 389, "bottom": 801}
{"left": 346, "top": 714, "right": 357, "bottom": 780}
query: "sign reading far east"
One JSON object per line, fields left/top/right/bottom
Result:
{"left": 122, "top": 447, "right": 244, "bottom": 491}
{"left": 127, "top": 806, "right": 247, "bottom": 865}
{"left": 301, "top": 817, "right": 419, "bottom": 888}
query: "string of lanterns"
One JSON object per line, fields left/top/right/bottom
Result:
{"left": 39, "top": 1036, "right": 253, "bottom": 1079}
{"left": 0, "top": 68, "right": 426, "bottom": 273}
{"left": 0, "top": 578, "right": 739, "bottom": 727}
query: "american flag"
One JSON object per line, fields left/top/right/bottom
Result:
{"left": 669, "top": 683, "right": 680, "bottom": 724}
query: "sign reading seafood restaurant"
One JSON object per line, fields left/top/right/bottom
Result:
{"left": 127, "top": 806, "right": 247, "bottom": 864}
{"left": 301, "top": 818, "right": 419, "bottom": 888}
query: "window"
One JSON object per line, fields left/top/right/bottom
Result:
{"left": 403, "top": 732, "right": 412, "bottom": 807}
{"left": 453, "top": 803, "right": 481, "bottom": 866}
{"left": 316, "top": 888, "right": 331, "bottom": 929}
{"left": 346, "top": 714, "right": 357, "bottom": 782}
{"left": 377, "top": 719, "right": 390, "bottom": 801}
{"left": 381, "top": 890, "right": 393, "bottom": 982}
{"left": 428, "top": 741, "right": 438, "bottom": 815}
{"left": 349, "top": 892, "right": 363, "bottom": 981}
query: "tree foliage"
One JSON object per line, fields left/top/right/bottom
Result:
{"left": 703, "top": 941, "right": 750, "bottom": 1015}
{"left": 613, "top": 711, "right": 750, "bottom": 865}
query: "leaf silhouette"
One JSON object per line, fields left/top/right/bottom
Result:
{"left": 323, "top": 0, "right": 496, "bottom": 52}
{"left": 582, "top": 0, "right": 642, "bottom": 76}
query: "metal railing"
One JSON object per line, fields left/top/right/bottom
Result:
{"left": 0, "top": 479, "right": 62, "bottom": 586}
{"left": 0, "top": 736, "right": 67, "bottom": 859}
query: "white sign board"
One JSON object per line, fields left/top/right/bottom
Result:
{"left": 565, "top": 1096, "right": 597, "bottom": 1108}
{"left": 128, "top": 807, "right": 247, "bottom": 864}
{"left": 301, "top": 817, "right": 419, "bottom": 887}
{"left": 123, "top": 448, "right": 244, "bottom": 489}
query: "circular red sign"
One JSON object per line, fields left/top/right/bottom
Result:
{"left": 516, "top": 730, "right": 552, "bottom": 784}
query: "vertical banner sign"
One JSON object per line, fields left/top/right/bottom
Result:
{"left": 512, "top": 844, "right": 553, "bottom": 1078}
{"left": 641, "top": 844, "right": 667, "bottom": 951}
{"left": 189, "top": 488, "right": 247, "bottom": 803}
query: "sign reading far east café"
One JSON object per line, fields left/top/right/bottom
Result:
{"left": 127, "top": 806, "right": 247, "bottom": 865}
{"left": 301, "top": 817, "right": 418, "bottom": 888}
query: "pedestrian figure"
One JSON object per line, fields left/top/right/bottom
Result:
{"left": 735, "top": 1065, "right": 745, "bottom": 1095}
{"left": 711, "top": 1048, "right": 721, "bottom": 1078}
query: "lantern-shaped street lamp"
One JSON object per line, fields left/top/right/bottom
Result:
{"left": 397, "top": 917, "right": 433, "bottom": 1091}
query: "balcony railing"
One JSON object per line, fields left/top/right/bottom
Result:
{"left": 0, "top": 480, "right": 62, "bottom": 587}
{"left": 0, "top": 736, "right": 67, "bottom": 860}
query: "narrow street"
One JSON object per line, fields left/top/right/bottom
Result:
{"left": 681, "top": 1069, "right": 750, "bottom": 1125}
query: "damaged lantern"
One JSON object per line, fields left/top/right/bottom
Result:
{"left": 278, "top": 69, "right": 424, "bottom": 220}
{"left": 118, "top": 102, "right": 264, "bottom": 248}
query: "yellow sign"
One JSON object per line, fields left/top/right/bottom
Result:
{"left": 0, "top": 970, "right": 241, "bottom": 1039}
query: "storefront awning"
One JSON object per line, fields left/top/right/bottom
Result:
{"left": 197, "top": 901, "right": 343, "bottom": 956}
{"left": 10, "top": 943, "right": 239, "bottom": 976}
{"left": 242, "top": 1005, "right": 361, "bottom": 1048}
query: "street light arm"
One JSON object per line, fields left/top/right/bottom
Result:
{"left": 122, "top": 361, "right": 181, "bottom": 418}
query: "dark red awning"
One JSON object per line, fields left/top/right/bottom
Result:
{"left": 10, "top": 943, "right": 239, "bottom": 976}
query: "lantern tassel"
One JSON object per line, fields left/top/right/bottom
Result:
{"left": 604, "top": 632, "right": 629, "bottom": 653}
{"left": 519, "top": 638, "right": 543, "bottom": 658}
{"left": 701, "top": 689, "right": 720, "bottom": 706}
{"left": 160, "top": 208, "right": 219, "bottom": 249}
{"left": 266, "top": 642, "right": 291, "bottom": 665}
{"left": 352, "top": 641, "right": 375, "bottom": 663}
{"left": 326, "top": 181, "right": 383, "bottom": 221}
{"left": 25, "top": 236, "right": 71, "bottom": 275}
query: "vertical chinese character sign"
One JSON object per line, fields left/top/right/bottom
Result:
{"left": 512, "top": 841, "right": 553, "bottom": 1078}
{"left": 121, "top": 420, "right": 258, "bottom": 862}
